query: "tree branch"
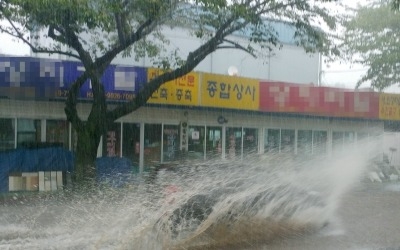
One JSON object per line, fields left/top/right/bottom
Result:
{"left": 95, "top": 18, "right": 155, "bottom": 70}
{"left": 218, "top": 39, "right": 257, "bottom": 58}
{"left": 64, "top": 71, "right": 90, "bottom": 131}
{"left": 0, "top": 18, "right": 81, "bottom": 59}
{"left": 106, "top": 36, "right": 223, "bottom": 121}
{"left": 96, "top": 0, "right": 181, "bottom": 69}
{"left": 115, "top": 13, "right": 127, "bottom": 45}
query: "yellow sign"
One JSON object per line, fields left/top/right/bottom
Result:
{"left": 200, "top": 73, "right": 259, "bottom": 110}
{"left": 379, "top": 93, "right": 400, "bottom": 120}
{"left": 147, "top": 68, "right": 199, "bottom": 106}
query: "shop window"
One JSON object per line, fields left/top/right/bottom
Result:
{"left": 226, "top": 127, "right": 242, "bottom": 159}
{"left": 332, "top": 131, "right": 344, "bottom": 152}
{"left": 243, "top": 128, "right": 258, "bottom": 156}
{"left": 163, "top": 124, "right": 180, "bottom": 162}
{"left": 17, "top": 119, "right": 41, "bottom": 147}
{"left": 122, "top": 123, "right": 140, "bottom": 165}
{"left": 144, "top": 124, "right": 162, "bottom": 166}
{"left": 369, "top": 132, "right": 382, "bottom": 143}
{"left": 313, "top": 130, "right": 327, "bottom": 155}
{"left": 188, "top": 125, "right": 205, "bottom": 160}
{"left": 0, "top": 118, "right": 15, "bottom": 151}
{"left": 357, "top": 132, "right": 369, "bottom": 143}
{"left": 298, "top": 130, "right": 313, "bottom": 155}
{"left": 344, "top": 132, "right": 355, "bottom": 145}
{"left": 46, "top": 120, "right": 69, "bottom": 149}
{"left": 265, "top": 129, "right": 280, "bottom": 153}
{"left": 281, "top": 129, "right": 295, "bottom": 154}
{"left": 206, "top": 126, "right": 222, "bottom": 158}
{"left": 102, "top": 123, "right": 121, "bottom": 157}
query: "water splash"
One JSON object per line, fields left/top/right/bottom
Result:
{"left": 0, "top": 139, "right": 379, "bottom": 249}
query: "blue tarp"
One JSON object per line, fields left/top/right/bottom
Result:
{"left": 0, "top": 147, "right": 74, "bottom": 192}
{"left": 95, "top": 157, "right": 138, "bottom": 187}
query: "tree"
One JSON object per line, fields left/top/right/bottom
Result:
{"left": 343, "top": 0, "right": 400, "bottom": 90}
{"left": 0, "top": 0, "right": 340, "bottom": 183}
{"left": 393, "top": 0, "right": 400, "bottom": 9}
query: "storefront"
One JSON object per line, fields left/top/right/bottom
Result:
{"left": 0, "top": 98, "right": 384, "bottom": 173}
{"left": 0, "top": 56, "right": 396, "bottom": 174}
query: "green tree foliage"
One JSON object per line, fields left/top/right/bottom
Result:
{"left": 393, "top": 0, "right": 400, "bottom": 9}
{"left": 0, "top": 0, "right": 340, "bottom": 182}
{"left": 343, "top": 0, "right": 400, "bottom": 90}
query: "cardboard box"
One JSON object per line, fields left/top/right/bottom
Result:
{"left": 39, "top": 171, "right": 45, "bottom": 191}
{"left": 56, "top": 171, "right": 63, "bottom": 189}
{"left": 22, "top": 172, "right": 39, "bottom": 191}
{"left": 50, "top": 172, "right": 57, "bottom": 191}
{"left": 9, "top": 176, "right": 23, "bottom": 191}
{"left": 44, "top": 171, "right": 51, "bottom": 191}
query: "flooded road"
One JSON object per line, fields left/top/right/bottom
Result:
{"left": 267, "top": 182, "right": 400, "bottom": 250}
{"left": 1, "top": 182, "right": 400, "bottom": 250}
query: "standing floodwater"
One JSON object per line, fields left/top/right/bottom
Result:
{"left": 0, "top": 140, "right": 385, "bottom": 249}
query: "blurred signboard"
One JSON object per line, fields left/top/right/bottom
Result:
{"left": 379, "top": 93, "right": 400, "bottom": 120}
{"left": 200, "top": 73, "right": 259, "bottom": 110}
{"left": 0, "top": 56, "right": 147, "bottom": 102}
{"left": 259, "top": 82, "right": 379, "bottom": 119}
{"left": 3, "top": 55, "right": 399, "bottom": 121}
{"left": 146, "top": 68, "right": 199, "bottom": 106}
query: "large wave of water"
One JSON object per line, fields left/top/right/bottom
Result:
{"left": 0, "top": 139, "right": 378, "bottom": 249}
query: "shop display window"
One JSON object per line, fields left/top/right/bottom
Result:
{"left": 122, "top": 123, "right": 140, "bottom": 165}
{"left": 46, "top": 120, "right": 69, "bottom": 148}
{"left": 102, "top": 123, "right": 121, "bottom": 157}
{"left": 357, "top": 132, "right": 369, "bottom": 143}
{"left": 281, "top": 129, "right": 295, "bottom": 154}
{"left": 243, "top": 128, "right": 258, "bottom": 156}
{"left": 206, "top": 126, "right": 222, "bottom": 159}
{"left": 225, "top": 127, "right": 242, "bottom": 159}
{"left": 0, "top": 118, "right": 15, "bottom": 151}
{"left": 17, "top": 119, "right": 41, "bottom": 148}
{"left": 298, "top": 130, "right": 313, "bottom": 155}
{"left": 264, "top": 129, "right": 280, "bottom": 153}
{"left": 188, "top": 126, "right": 205, "bottom": 160}
{"left": 313, "top": 130, "right": 327, "bottom": 155}
{"left": 144, "top": 124, "right": 162, "bottom": 166}
{"left": 163, "top": 124, "right": 180, "bottom": 162}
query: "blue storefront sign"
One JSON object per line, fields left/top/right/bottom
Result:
{"left": 0, "top": 56, "right": 147, "bottom": 102}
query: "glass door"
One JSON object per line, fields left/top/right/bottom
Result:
{"left": 163, "top": 124, "right": 180, "bottom": 162}
{"left": 206, "top": 126, "right": 222, "bottom": 159}
{"left": 122, "top": 123, "right": 140, "bottom": 165}
{"left": 188, "top": 125, "right": 205, "bottom": 160}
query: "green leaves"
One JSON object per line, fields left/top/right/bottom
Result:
{"left": 393, "top": 0, "right": 400, "bottom": 10}
{"left": 343, "top": 1, "right": 400, "bottom": 90}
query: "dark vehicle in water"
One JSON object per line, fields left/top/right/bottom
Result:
{"left": 150, "top": 161, "right": 330, "bottom": 246}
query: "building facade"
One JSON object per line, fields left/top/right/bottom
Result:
{"left": 0, "top": 55, "right": 391, "bottom": 174}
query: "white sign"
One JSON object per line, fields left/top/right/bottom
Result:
{"left": 192, "top": 131, "right": 200, "bottom": 140}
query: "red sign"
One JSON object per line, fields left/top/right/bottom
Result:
{"left": 259, "top": 82, "right": 379, "bottom": 118}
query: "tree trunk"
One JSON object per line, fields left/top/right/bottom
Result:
{"left": 67, "top": 72, "right": 108, "bottom": 185}
{"left": 73, "top": 124, "right": 102, "bottom": 183}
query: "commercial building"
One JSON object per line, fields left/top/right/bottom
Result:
{"left": 0, "top": 55, "right": 394, "bottom": 171}
{"left": 1, "top": 19, "right": 400, "bottom": 192}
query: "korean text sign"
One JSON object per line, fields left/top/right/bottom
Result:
{"left": 147, "top": 68, "right": 199, "bottom": 106}
{"left": 379, "top": 93, "right": 400, "bottom": 120}
{"left": 201, "top": 73, "right": 259, "bottom": 110}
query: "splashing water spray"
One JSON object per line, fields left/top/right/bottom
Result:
{"left": 0, "top": 138, "right": 379, "bottom": 249}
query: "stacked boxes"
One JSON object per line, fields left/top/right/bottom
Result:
{"left": 9, "top": 171, "right": 63, "bottom": 192}
{"left": 8, "top": 174, "right": 25, "bottom": 191}
{"left": 23, "top": 172, "right": 39, "bottom": 191}
{"left": 38, "top": 171, "right": 63, "bottom": 191}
